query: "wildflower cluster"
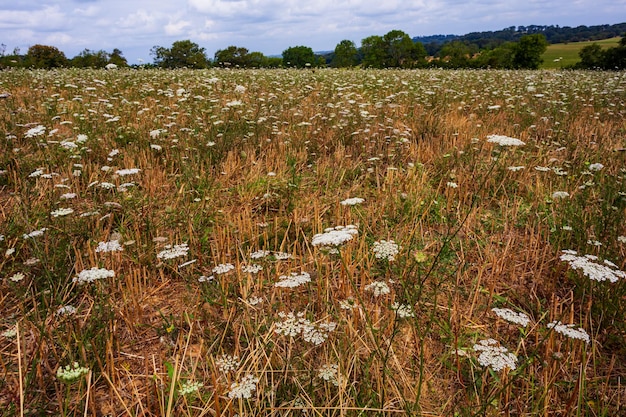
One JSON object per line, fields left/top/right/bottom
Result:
{"left": 473, "top": 339, "right": 517, "bottom": 372}
{"left": 547, "top": 321, "right": 590, "bottom": 344}
{"left": 157, "top": 243, "right": 189, "bottom": 260}
{"left": 491, "top": 308, "right": 530, "bottom": 327}
{"left": 73, "top": 267, "right": 115, "bottom": 284}
{"left": 274, "top": 312, "right": 337, "bottom": 345}
{"left": 486, "top": 134, "right": 526, "bottom": 147}
{"left": 340, "top": 197, "right": 364, "bottom": 206}
{"left": 560, "top": 250, "right": 626, "bottom": 283}
{"left": 364, "top": 280, "right": 391, "bottom": 297}
{"left": 391, "top": 302, "right": 415, "bottom": 318}
{"left": 215, "top": 354, "right": 241, "bottom": 373}
{"left": 371, "top": 239, "right": 400, "bottom": 261}
{"left": 179, "top": 380, "right": 203, "bottom": 396}
{"left": 318, "top": 364, "right": 340, "bottom": 386}
{"left": 227, "top": 374, "right": 259, "bottom": 399}
{"left": 275, "top": 271, "right": 311, "bottom": 288}
{"left": 311, "top": 225, "right": 358, "bottom": 248}
{"left": 95, "top": 240, "right": 123, "bottom": 253}
{"left": 56, "top": 362, "right": 89, "bottom": 383}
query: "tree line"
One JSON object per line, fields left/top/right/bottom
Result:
{"left": 575, "top": 37, "right": 626, "bottom": 70}
{"left": 1, "top": 28, "right": 624, "bottom": 70}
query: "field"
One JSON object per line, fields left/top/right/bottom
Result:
{"left": 541, "top": 37, "right": 621, "bottom": 69}
{"left": 1, "top": 68, "right": 625, "bottom": 416}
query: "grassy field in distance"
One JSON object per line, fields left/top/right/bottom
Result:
{"left": 541, "top": 37, "right": 621, "bottom": 69}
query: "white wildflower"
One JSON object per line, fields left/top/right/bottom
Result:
{"left": 491, "top": 308, "right": 530, "bottom": 327}
{"left": 60, "top": 192, "right": 77, "bottom": 200}
{"left": 391, "top": 302, "right": 415, "bottom": 318}
{"left": 588, "top": 163, "right": 604, "bottom": 172}
{"left": 274, "top": 311, "right": 308, "bottom": 337}
{"left": 56, "top": 362, "right": 89, "bottom": 383}
{"left": 25, "top": 125, "right": 46, "bottom": 138}
{"left": 551, "top": 191, "right": 570, "bottom": 200}
{"left": 273, "top": 251, "right": 293, "bottom": 260}
{"left": 95, "top": 240, "right": 123, "bottom": 253}
{"left": 215, "top": 354, "right": 241, "bottom": 373}
{"left": 507, "top": 166, "right": 525, "bottom": 172}
{"left": 364, "top": 280, "right": 391, "bottom": 297}
{"left": 534, "top": 166, "right": 551, "bottom": 172}
{"left": 56, "top": 305, "right": 77, "bottom": 316}
{"left": 98, "top": 182, "right": 116, "bottom": 190}
{"left": 228, "top": 374, "right": 259, "bottom": 399}
{"left": 2, "top": 326, "right": 17, "bottom": 338}
{"left": 9, "top": 272, "right": 25, "bottom": 282}
{"left": 28, "top": 169, "right": 44, "bottom": 178}
{"left": 618, "top": 236, "right": 626, "bottom": 244}
{"left": 473, "top": 339, "right": 517, "bottom": 372}
{"left": 372, "top": 239, "right": 400, "bottom": 261}
{"left": 179, "top": 380, "right": 203, "bottom": 396}
{"left": 212, "top": 263, "right": 235, "bottom": 274}
{"left": 318, "top": 364, "right": 340, "bottom": 386}
{"left": 115, "top": 168, "right": 140, "bottom": 176}
{"left": 560, "top": 250, "right": 625, "bottom": 283}
{"left": 340, "top": 197, "right": 364, "bottom": 206}
{"left": 234, "top": 85, "right": 246, "bottom": 94}
{"left": 157, "top": 243, "right": 189, "bottom": 260}
{"left": 446, "top": 181, "right": 458, "bottom": 188}
{"left": 339, "top": 298, "right": 358, "bottom": 310}
{"left": 275, "top": 271, "right": 311, "bottom": 288}
{"left": 73, "top": 267, "right": 115, "bottom": 284}
{"left": 250, "top": 250, "right": 271, "bottom": 259}
{"left": 312, "top": 225, "right": 358, "bottom": 248}
{"left": 51, "top": 208, "right": 74, "bottom": 217}
{"left": 150, "top": 144, "right": 162, "bottom": 151}
{"left": 23, "top": 228, "right": 48, "bottom": 239}
{"left": 198, "top": 275, "right": 214, "bottom": 283}
{"left": 547, "top": 321, "right": 590, "bottom": 344}
{"left": 486, "top": 134, "right": 525, "bottom": 147}
{"left": 5, "top": 248, "right": 15, "bottom": 257}
{"left": 241, "top": 264, "right": 263, "bottom": 274}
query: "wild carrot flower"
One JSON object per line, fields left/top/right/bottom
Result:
{"left": 275, "top": 271, "right": 311, "bottom": 288}
{"left": 372, "top": 240, "right": 400, "bottom": 261}
{"left": 157, "top": 243, "right": 189, "bottom": 260}
{"left": 588, "top": 163, "right": 604, "bottom": 171}
{"left": 340, "top": 197, "right": 364, "bottom": 206}
{"left": 227, "top": 374, "right": 259, "bottom": 399}
{"left": 560, "top": 250, "right": 625, "bottom": 283}
{"left": 115, "top": 168, "right": 141, "bottom": 176}
{"left": 551, "top": 191, "right": 570, "bottom": 199}
{"left": 473, "top": 339, "right": 517, "bottom": 372}
{"left": 23, "top": 228, "right": 48, "bottom": 239}
{"left": 9, "top": 272, "right": 25, "bottom": 282}
{"left": 25, "top": 125, "right": 46, "bottom": 138}
{"left": 216, "top": 354, "right": 241, "bottom": 373}
{"left": 318, "top": 364, "right": 340, "bottom": 386}
{"left": 365, "top": 280, "right": 391, "bottom": 297}
{"left": 312, "top": 225, "right": 358, "bottom": 248}
{"left": 95, "top": 240, "right": 123, "bottom": 253}
{"left": 51, "top": 208, "right": 74, "bottom": 217}
{"left": 241, "top": 264, "right": 263, "bottom": 274}
{"left": 56, "top": 305, "right": 77, "bottom": 316}
{"left": 56, "top": 362, "right": 89, "bottom": 383}
{"left": 486, "top": 134, "right": 525, "bottom": 147}
{"left": 179, "top": 380, "right": 203, "bottom": 396}
{"left": 73, "top": 267, "right": 115, "bottom": 284}
{"left": 212, "top": 263, "right": 235, "bottom": 274}
{"left": 491, "top": 308, "right": 530, "bottom": 327}
{"left": 391, "top": 302, "right": 415, "bottom": 318}
{"left": 547, "top": 321, "right": 590, "bottom": 343}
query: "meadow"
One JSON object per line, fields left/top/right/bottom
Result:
{"left": 541, "top": 37, "right": 621, "bottom": 69}
{"left": 0, "top": 67, "right": 625, "bottom": 416}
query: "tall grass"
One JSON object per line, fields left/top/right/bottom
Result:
{"left": 1, "top": 67, "right": 625, "bottom": 416}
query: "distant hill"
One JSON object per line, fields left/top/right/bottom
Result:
{"left": 413, "top": 22, "right": 626, "bottom": 56}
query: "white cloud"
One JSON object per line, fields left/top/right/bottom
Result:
{"left": 165, "top": 19, "right": 192, "bottom": 36}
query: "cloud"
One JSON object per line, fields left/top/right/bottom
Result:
{"left": 165, "top": 19, "right": 192, "bottom": 36}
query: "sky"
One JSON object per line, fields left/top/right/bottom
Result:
{"left": 1, "top": 0, "right": 625, "bottom": 64}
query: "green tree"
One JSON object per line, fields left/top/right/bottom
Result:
{"left": 512, "top": 34, "right": 548, "bottom": 69}
{"left": 473, "top": 42, "right": 516, "bottom": 68}
{"left": 361, "top": 35, "right": 386, "bottom": 68}
{"left": 332, "top": 39, "right": 358, "bottom": 67}
{"left": 214, "top": 46, "right": 250, "bottom": 67}
{"left": 26, "top": 44, "right": 68, "bottom": 69}
{"left": 150, "top": 40, "right": 209, "bottom": 69}
{"left": 438, "top": 41, "right": 475, "bottom": 68}
{"left": 383, "top": 29, "right": 425, "bottom": 68}
{"left": 282, "top": 46, "right": 316, "bottom": 68}
{"left": 71, "top": 49, "right": 109, "bottom": 68}
{"left": 108, "top": 48, "right": 128, "bottom": 67}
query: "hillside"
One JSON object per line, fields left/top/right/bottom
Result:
{"left": 541, "top": 37, "right": 621, "bottom": 69}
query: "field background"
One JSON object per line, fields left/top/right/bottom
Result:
{"left": 541, "top": 37, "right": 621, "bottom": 68}
{"left": 1, "top": 68, "right": 625, "bottom": 416}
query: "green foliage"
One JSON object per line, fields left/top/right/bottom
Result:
{"left": 332, "top": 39, "right": 358, "bottom": 68}
{"left": 282, "top": 45, "right": 317, "bottom": 68}
{"left": 151, "top": 40, "right": 210, "bottom": 69}
{"left": 26, "top": 44, "right": 68, "bottom": 69}
{"left": 511, "top": 34, "right": 549, "bottom": 69}
{"left": 214, "top": 46, "right": 277, "bottom": 68}
{"left": 574, "top": 34, "right": 626, "bottom": 69}
{"left": 70, "top": 49, "right": 110, "bottom": 68}
{"left": 437, "top": 41, "right": 477, "bottom": 68}
{"left": 362, "top": 30, "right": 426, "bottom": 68}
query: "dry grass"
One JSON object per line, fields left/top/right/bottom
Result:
{"left": 0, "top": 67, "right": 625, "bottom": 416}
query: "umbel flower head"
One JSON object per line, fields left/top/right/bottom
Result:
{"left": 486, "top": 134, "right": 526, "bottom": 147}
{"left": 57, "top": 362, "right": 89, "bottom": 383}
{"left": 473, "top": 339, "right": 517, "bottom": 372}
{"left": 312, "top": 225, "right": 358, "bottom": 248}
{"left": 560, "top": 250, "right": 626, "bottom": 283}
